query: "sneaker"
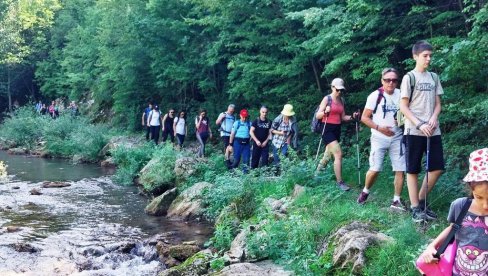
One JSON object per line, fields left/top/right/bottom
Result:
{"left": 357, "top": 192, "right": 369, "bottom": 204}
{"left": 419, "top": 200, "right": 438, "bottom": 220}
{"left": 337, "top": 181, "right": 350, "bottom": 191}
{"left": 423, "top": 207, "right": 438, "bottom": 220}
{"left": 411, "top": 207, "right": 428, "bottom": 223}
{"left": 390, "top": 199, "right": 407, "bottom": 211}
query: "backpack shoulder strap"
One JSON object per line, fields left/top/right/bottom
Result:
{"left": 326, "top": 95, "right": 332, "bottom": 107}
{"left": 429, "top": 71, "right": 438, "bottom": 92}
{"left": 434, "top": 198, "right": 472, "bottom": 258}
{"left": 407, "top": 71, "right": 415, "bottom": 103}
{"left": 373, "top": 88, "right": 384, "bottom": 114}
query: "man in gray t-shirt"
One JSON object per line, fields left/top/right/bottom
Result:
{"left": 399, "top": 40, "right": 445, "bottom": 223}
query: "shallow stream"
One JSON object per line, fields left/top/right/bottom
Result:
{"left": 0, "top": 151, "right": 212, "bottom": 275}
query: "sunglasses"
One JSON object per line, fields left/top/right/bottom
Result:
{"left": 383, "top": 78, "right": 398, "bottom": 83}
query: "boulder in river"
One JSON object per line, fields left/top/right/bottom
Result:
{"left": 7, "top": 148, "right": 27, "bottom": 155}
{"left": 145, "top": 188, "right": 178, "bottom": 216}
{"left": 100, "top": 157, "right": 116, "bottom": 168}
{"left": 42, "top": 181, "right": 71, "bottom": 188}
{"left": 30, "top": 188, "right": 42, "bottom": 195}
{"left": 10, "top": 243, "right": 39, "bottom": 253}
{"left": 166, "top": 182, "right": 213, "bottom": 220}
{"left": 159, "top": 249, "right": 213, "bottom": 276}
{"left": 6, "top": 226, "right": 21, "bottom": 233}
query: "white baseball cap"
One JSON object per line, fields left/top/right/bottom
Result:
{"left": 331, "top": 78, "right": 346, "bottom": 90}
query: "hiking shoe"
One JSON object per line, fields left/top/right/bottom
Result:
{"left": 390, "top": 199, "right": 407, "bottom": 212}
{"left": 336, "top": 181, "right": 350, "bottom": 191}
{"left": 357, "top": 191, "right": 369, "bottom": 204}
{"left": 411, "top": 207, "right": 428, "bottom": 223}
{"left": 423, "top": 207, "right": 438, "bottom": 220}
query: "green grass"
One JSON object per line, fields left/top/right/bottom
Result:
{"left": 187, "top": 146, "right": 462, "bottom": 275}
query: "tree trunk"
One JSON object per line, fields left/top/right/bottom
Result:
{"left": 310, "top": 59, "right": 322, "bottom": 93}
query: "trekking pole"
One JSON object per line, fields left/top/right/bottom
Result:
{"left": 315, "top": 115, "right": 328, "bottom": 161}
{"left": 355, "top": 110, "right": 361, "bottom": 186}
{"left": 424, "top": 136, "right": 431, "bottom": 214}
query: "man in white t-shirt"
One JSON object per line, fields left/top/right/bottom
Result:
{"left": 357, "top": 68, "right": 406, "bottom": 210}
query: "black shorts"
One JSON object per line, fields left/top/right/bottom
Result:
{"left": 322, "top": 123, "right": 341, "bottom": 145}
{"left": 404, "top": 135, "right": 445, "bottom": 174}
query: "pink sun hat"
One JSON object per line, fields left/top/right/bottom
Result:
{"left": 463, "top": 148, "right": 488, "bottom": 182}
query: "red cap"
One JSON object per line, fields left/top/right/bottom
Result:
{"left": 240, "top": 109, "right": 249, "bottom": 117}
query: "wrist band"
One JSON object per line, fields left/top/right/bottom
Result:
{"left": 416, "top": 121, "right": 426, "bottom": 130}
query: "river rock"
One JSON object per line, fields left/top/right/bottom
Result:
{"left": 101, "top": 157, "right": 116, "bottom": 168}
{"left": 7, "top": 226, "right": 21, "bottom": 233}
{"left": 174, "top": 157, "right": 199, "bottom": 179}
{"left": 167, "top": 182, "right": 213, "bottom": 220}
{"left": 12, "top": 186, "right": 20, "bottom": 189}
{"left": 10, "top": 243, "right": 39, "bottom": 253}
{"left": 8, "top": 148, "right": 27, "bottom": 155}
{"left": 168, "top": 244, "right": 201, "bottom": 262}
{"left": 319, "top": 221, "right": 393, "bottom": 273}
{"left": 72, "top": 154, "right": 84, "bottom": 164}
{"left": 30, "top": 188, "right": 42, "bottom": 195}
{"left": 145, "top": 188, "right": 178, "bottom": 216}
{"left": 42, "top": 181, "right": 71, "bottom": 188}
{"left": 216, "top": 261, "right": 292, "bottom": 276}
{"left": 159, "top": 249, "right": 213, "bottom": 276}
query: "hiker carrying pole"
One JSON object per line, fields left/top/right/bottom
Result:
{"left": 315, "top": 112, "right": 329, "bottom": 161}
{"left": 314, "top": 78, "right": 359, "bottom": 191}
{"left": 354, "top": 109, "right": 361, "bottom": 187}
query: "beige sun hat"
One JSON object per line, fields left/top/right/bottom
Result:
{"left": 463, "top": 148, "right": 488, "bottom": 182}
{"left": 281, "top": 104, "right": 295, "bottom": 117}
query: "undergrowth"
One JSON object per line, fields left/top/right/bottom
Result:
{"left": 0, "top": 107, "right": 109, "bottom": 161}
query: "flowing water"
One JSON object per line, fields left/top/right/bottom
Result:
{"left": 0, "top": 151, "right": 212, "bottom": 275}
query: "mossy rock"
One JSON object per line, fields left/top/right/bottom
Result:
{"left": 159, "top": 249, "right": 213, "bottom": 276}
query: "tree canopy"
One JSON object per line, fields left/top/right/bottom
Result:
{"left": 0, "top": 0, "right": 486, "bottom": 163}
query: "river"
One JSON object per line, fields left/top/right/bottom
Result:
{"left": 0, "top": 151, "right": 212, "bottom": 275}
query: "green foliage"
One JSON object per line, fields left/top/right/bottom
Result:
{"left": 111, "top": 142, "right": 154, "bottom": 186}
{"left": 0, "top": 106, "right": 108, "bottom": 161}
{"left": 139, "top": 143, "right": 178, "bottom": 194}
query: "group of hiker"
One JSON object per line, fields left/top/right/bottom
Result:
{"left": 35, "top": 100, "right": 79, "bottom": 118}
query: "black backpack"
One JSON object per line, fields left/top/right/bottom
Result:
{"left": 311, "top": 95, "right": 332, "bottom": 133}
{"left": 373, "top": 87, "right": 386, "bottom": 119}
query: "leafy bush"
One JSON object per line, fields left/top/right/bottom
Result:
{"left": 139, "top": 143, "right": 178, "bottom": 194}
{"left": 111, "top": 142, "right": 154, "bottom": 186}
{"left": 0, "top": 107, "right": 47, "bottom": 149}
{"left": 0, "top": 106, "right": 109, "bottom": 161}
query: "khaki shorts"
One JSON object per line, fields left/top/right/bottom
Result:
{"left": 369, "top": 134, "right": 405, "bottom": 172}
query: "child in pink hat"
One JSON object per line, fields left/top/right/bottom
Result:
{"left": 420, "top": 148, "right": 488, "bottom": 275}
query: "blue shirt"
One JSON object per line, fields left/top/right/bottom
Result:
{"left": 232, "top": 120, "right": 251, "bottom": 139}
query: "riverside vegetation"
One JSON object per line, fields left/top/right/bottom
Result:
{"left": 0, "top": 105, "right": 479, "bottom": 275}
{"left": 1, "top": 0, "right": 487, "bottom": 274}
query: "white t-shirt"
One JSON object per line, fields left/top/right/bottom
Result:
{"left": 148, "top": 110, "right": 161, "bottom": 126}
{"left": 400, "top": 70, "right": 443, "bottom": 136}
{"left": 364, "top": 88, "right": 402, "bottom": 139}
{"left": 174, "top": 117, "right": 186, "bottom": 135}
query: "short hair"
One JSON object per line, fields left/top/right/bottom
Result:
{"left": 199, "top": 108, "right": 207, "bottom": 114}
{"left": 381, "top": 68, "right": 399, "bottom": 77}
{"left": 228, "top": 104, "right": 235, "bottom": 109}
{"left": 412, "top": 40, "right": 433, "bottom": 55}
{"left": 260, "top": 105, "right": 268, "bottom": 110}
